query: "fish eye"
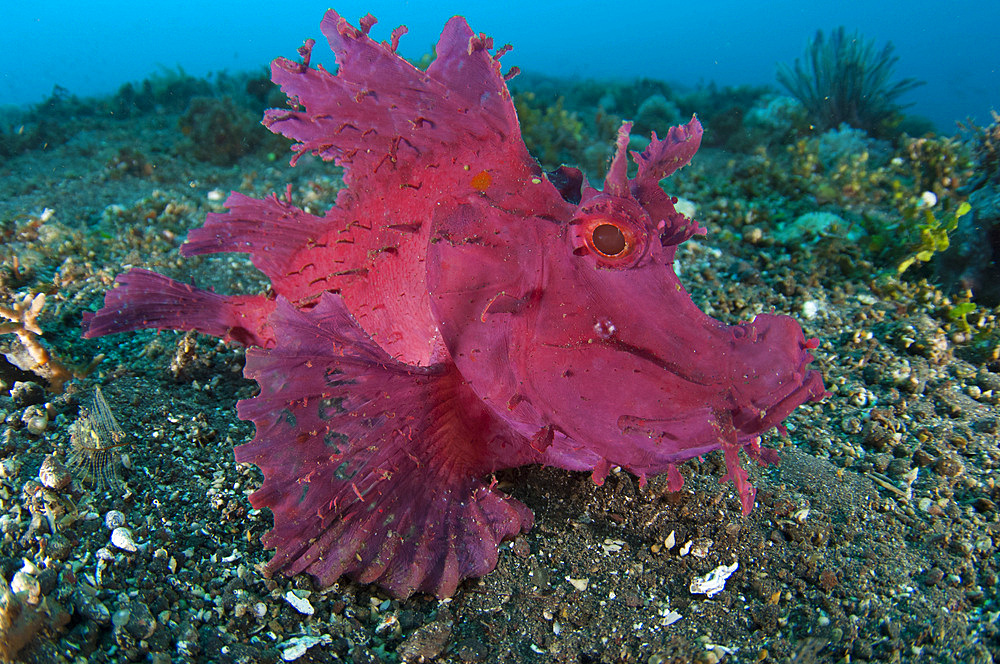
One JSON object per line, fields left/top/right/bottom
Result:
{"left": 591, "top": 223, "right": 627, "bottom": 257}
{"left": 583, "top": 218, "right": 638, "bottom": 263}
{"left": 569, "top": 196, "right": 650, "bottom": 269}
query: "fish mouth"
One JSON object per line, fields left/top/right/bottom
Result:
{"left": 541, "top": 333, "right": 715, "bottom": 387}
{"left": 600, "top": 335, "right": 714, "bottom": 387}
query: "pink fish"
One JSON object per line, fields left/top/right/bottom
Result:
{"left": 84, "top": 10, "right": 825, "bottom": 598}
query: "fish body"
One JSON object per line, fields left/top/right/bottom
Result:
{"left": 84, "top": 10, "right": 824, "bottom": 598}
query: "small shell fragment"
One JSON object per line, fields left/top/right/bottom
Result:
{"left": 662, "top": 610, "right": 683, "bottom": 626}
{"left": 283, "top": 590, "right": 314, "bottom": 615}
{"left": 281, "top": 634, "right": 331, "bottom": 661}
{"left": 110, "top": 526, "right": 138, "bottom": 552}
{"left": 690, "top": 561, "right": 739, "bottom": 597}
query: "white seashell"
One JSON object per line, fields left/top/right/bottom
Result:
{"left": 104, "top": 510, "right": 126, "bottom": 530}
{"left": 110, "top": 527, "right": 137, "bottom": 553}
{"left": 690, "top": 561, "right": 739, "bottom": 597}
{"left": 283, "top": 591, "right": 314, "bottom": 615}
{"left": 281, "top": 634, "right": 331, "bottom": 661}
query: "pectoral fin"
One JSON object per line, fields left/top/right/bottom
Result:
{"left": 235, "top": 294, "right": 535, "bottom": 598}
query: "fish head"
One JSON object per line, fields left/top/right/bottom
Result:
{"left": 428, "top": 117, "right": 824, "bottom": 487}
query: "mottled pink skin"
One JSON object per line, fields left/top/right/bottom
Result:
{"left": 82, "top": 10, "right": 824, "bottom": 598}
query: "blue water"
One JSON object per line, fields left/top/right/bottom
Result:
{"left": 3, "top": 0, "right": 997, "bottom": 132}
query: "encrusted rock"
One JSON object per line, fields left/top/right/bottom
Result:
{"left": 38, "top": 454, "right": 71, "bottom": 491}
{"left": 10, "top": 571, "right": 41, "bottom": 604}
{"left": 21, "top": 405, "right": 48, "bottom": 436}
{"left": 9, "top": 381, "right": 44, "bottom": 407}
{"left": 933, "top": 454, "right": 964, "bottom": 478}
{"left": 397, "top": 611, "right": 454, "bottom": 662}
{"left": 45, "top": 533, "right": 72, "bottom": 561}
{"left": 72, "top": 589, "right": 111, "bottom": 625}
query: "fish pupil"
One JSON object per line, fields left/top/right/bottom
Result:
{"left": 592, "top": 223, "right": 627, "bottom": 256}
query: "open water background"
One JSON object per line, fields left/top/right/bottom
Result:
{"left": 2, "top": 1, "right": 998, "bottom": 136}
